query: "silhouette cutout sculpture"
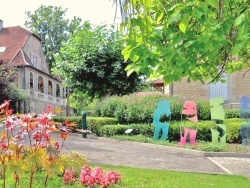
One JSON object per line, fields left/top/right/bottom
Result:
{"left": 239, "top": 96, "right": 250, "bottom": 146}
{"left": 152, "top": 101, "right": 171, "bottom": 141}
{"left": 178, "top": 101, "right": 198, "bottom": 145}
{"left": 209, "top": 97, "right": 226, "bottom": 146}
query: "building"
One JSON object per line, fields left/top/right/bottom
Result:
{"left": 152, "top": 71, "right": 250, "bottom": 109}
{"left": 0, "top": 20, "right": 67, "bottom": 115}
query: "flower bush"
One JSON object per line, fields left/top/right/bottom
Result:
{"left": 63, "top": 164, "right": 121, "bottom": 188}
{"left": 0, "top": 100, "right": 67, "bottom": 187}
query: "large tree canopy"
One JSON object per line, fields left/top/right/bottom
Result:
{"left": 25, "top": 5, "right": 82, "bottom": 71}
{"left": 52, "top": 22, "right": 143, "bottom": 98}
{"left": 115, "top": 0, "right": 250, "bottom": 84}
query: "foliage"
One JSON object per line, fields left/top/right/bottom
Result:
{"left": 69, "top": 90, "right": 95, "bottom": 116}
{"left": 25, "top": 5, "right": 82, "bottom": 71}
{"left": 61, "top": 152, "right": 88, "bottom": 173}
{"left": 53, "top": 22, "right": 144, "bottom": 98}
{"left": 0, "top": 101, "right": 68, "bottom": 188}
{"left": 115, "top": 0, "right": 250, "bottom": 84}
{"left": 0, "top": 64, "right": 26, "bottom": 108}
{"left": 97, "top": 119, "right": 244, "bottom": 144}
{"left": 87, "top": 117, "right": 118, "bottom": 136}
{"left": 225, "top": 109, "right": 240, "bottom": 119}
{"left": 95, "top": 93, "right": 211, "bottom": 124}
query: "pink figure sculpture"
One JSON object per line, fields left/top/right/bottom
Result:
{"left": 178, "top": 101, "right": 198, "bottom": 145}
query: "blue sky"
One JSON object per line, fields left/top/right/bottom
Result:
{"left": 0, "top": 0, "right": 121, "bottom": 28}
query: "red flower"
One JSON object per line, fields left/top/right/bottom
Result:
{"left": 0, "top": 142, "right": 7, "bottom": 150}
{"left": 33, "top": 132, "right": 41, "bottom": 142}
{"left": 60, "top": 132, "right": 68, "bottom": 140}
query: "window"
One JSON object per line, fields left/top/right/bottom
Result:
{"left": 48, "top": 80, "right": 53, "bottom": 95}
{"left": 56, "top": 84, "right": 60, "bottom": 97}
{"left": 30, "top": 53, "right": 37, "bottom": 67}
{"left": 0, "top": 47, "right": 6, "bottom": 52}
{"left": 209, "top": 74, "right": 228, "bottom": 101}
{"left": 38, "top": 76, "right": 44, "bottom": 93}
{"left": 30, "top": 72, "right": 33, "bottom": 89}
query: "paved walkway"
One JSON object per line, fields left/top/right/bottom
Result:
{"left": 54, "top": 133, "right": 250, "bottom": 179}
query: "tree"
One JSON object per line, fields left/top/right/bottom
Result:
{"left": 114, "top": 0, "right": 250, "bottom": 84}
{"left": 0, "top": 62, "right": 26, "bottom": 109}
{"left": 52, "top": 22, "right": 143, "bottom": 98}
{"left": 25, "top": 5, "right": 82, "bottom": 71}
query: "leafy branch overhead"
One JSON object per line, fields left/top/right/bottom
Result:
{"left": 52, "top": 22, "right": 143, "bottom": 98}
{"left": 115, "top": 0, "right": 250, "bottom": 84}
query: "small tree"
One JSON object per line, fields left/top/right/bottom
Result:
{"left": 53, "top": 22, "right": 144, "bottom": 98}
{"left": 0, "top": 63, "right": 26, "bottom": 110}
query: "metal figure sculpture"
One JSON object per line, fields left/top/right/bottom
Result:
{"left": 239, "top": 96, "right": 250, "bottom": 146}
{"left": 178, "top": 101, "right": 198, "bottom": 145}
{"left": 152, "top": 101, "right": 171, "bottom": 141}
{"left": 209, "top": 97, "right": 226, "bottom": 145}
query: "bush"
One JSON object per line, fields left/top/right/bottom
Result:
{"left": 52, "top": 116, "right": 117, "bottom": 135}
{"left": 98, "top": 119, "right": 243, "bottom": 143}
{"left": 95, "top": 94, "right": 212, "bottom": 124}
{"left": 225, "top": 109, "right": 240, "bottom": 119}
{"left": 87, "top": 117, "right": 118, "bottom": 136}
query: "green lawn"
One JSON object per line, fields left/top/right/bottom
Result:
{"left": 2, "top": 165, "right": 250, "bottom": 188}
{"left": 101, "top": 165, "right": 250, "bottom": 188}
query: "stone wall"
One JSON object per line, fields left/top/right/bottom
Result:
{"left": 172, "top": 78, "right": 207, "bottom": 99}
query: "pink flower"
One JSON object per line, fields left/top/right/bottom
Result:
{"left": 63, "top": 167, "right": 76, "bottom": 184}
{"left": 91, "top": 166, "right": 104, "bottom": 184}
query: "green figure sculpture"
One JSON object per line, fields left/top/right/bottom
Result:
{"left": 209, "top": 97, "right": 226, "bottom": 146}
{"left": 152, "top": 101, "right": 171, "bottom": 141}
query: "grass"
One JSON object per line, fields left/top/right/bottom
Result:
{"left": 1, "top": 165, "right": 250, "bottom": 188}
{"left": 110, "top": 134, "right": 250, "bottom": 153}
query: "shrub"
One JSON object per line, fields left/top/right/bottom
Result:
{"left": 87, "top": 117, "right": 118, "bottom": 136}
{"left": 225, "top": 109, "right": 240, "bottom": 119}
{"left": 98, "top": 119, "right": 243, "bottom": 143}
{"left": 95, "top": 94, "right": 211, "bottom": 124}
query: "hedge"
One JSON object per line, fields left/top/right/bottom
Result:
{"left": 52, "top": 116, "right": 117, "bottom": 135}
{"left": 93, "top": 94, "right": 240, "bottom": 124}
{"left": 97, "top": 119, "right": 243, "bottom": 143}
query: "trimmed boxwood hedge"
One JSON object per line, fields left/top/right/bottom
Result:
{"left": 96, "top": 118, "right": 243, "bottom": 143}
{"left": 52, "top": 116, "right": 243, "bottom": 143}
{"left": 52, "top": 116, "right": 118, "bottom": 135}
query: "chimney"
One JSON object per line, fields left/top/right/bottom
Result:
{"left": 0, "top": 20, "right": 3, "bottom": 31}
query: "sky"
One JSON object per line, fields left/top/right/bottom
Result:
{"left": 0, "top": 0, "right": 121, "bottom": 28}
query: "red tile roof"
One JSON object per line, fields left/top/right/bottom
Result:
{"left": 0, "top": 26, "right": 39, "bottom": 65}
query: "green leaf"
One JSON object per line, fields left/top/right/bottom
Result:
{"left": 184, "top": 40, "right": 194, "bottom": 48}
{"left": 222, "top": 23, "right": 230, "bottom": 34}
{"left": 234, "top": 14, "right": 246, "bottom": 26}
{"left": 193, "top": 8, "right": 203, "bottom": 19}
{"left": 199, "top": 2, "right": 208, "bottom": 15}
{"left": 179, "top": 14, "right": 189, "bottom": 33}
{"left": 232, "top": 42, "right": 245, "bottom": 54}
{"left": 206, "top": 0, "right": 218, "bottom": 8}
{"left": 156, "top": 12, "right": 164, "bottom": 24}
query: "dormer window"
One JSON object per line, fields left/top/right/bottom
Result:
{"left": 30, "top": 53, "right": 37, "bottom": 67}
{"left": 0, "top": 47, "right": 6, "bottom": 52}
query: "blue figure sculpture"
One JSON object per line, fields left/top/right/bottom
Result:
{"left": 239, "top": 96, "right": 250, "bottom": 146}
{"left": 209, "top": 97, "right": 226, "bottom": 146}
{"left": 152, "top": 101, "right": 171, "bottom": 141}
